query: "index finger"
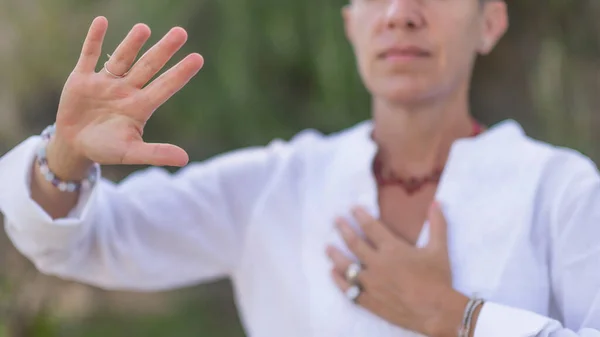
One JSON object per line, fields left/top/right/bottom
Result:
{"left": 75, "top": 16, "right": 108, "bottom": 73}
{"left": 351, "top": 207, "right": 395, "bottom": 249}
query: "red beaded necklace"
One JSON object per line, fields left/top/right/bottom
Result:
{"left": 371, "top": 121, "right": 484, "bottom": 195}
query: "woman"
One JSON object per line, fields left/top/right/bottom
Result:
{"left": 1, "top": 1, "right": 599, "bottom": 336}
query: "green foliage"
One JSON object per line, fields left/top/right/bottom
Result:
{"left": 62, "top": 300, "right": 244, "bottom": 337}
{"left": 4, "top": 0, "right": 370, "bottom": 158}
{"left": 1, "top": 1, "right": 600, "bottom": 337}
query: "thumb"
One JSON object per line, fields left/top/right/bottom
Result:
{"left": 427, "top": 201, "right": 448, "bottom": 251}
{"left": 124, "top": 141, "right": 190, "bottom": 167}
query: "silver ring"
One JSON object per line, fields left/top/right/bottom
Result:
{"left": 345, "top": 262, "right": 362, "bottom": 285}
{"left": 103, "top": 54, "right": 127, "bottom": 78}
{"left": 345, "top": 285, "right": 361, "bottom": 303}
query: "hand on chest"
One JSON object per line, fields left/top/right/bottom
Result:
{"left": 301, "top": 180, "right": 546, "bottom": 337}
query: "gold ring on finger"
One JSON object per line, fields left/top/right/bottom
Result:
{"left": 103, "top": 54, "right": 128, "bottom": 78}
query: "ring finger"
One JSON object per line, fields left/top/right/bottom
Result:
{"left": 326, "top": 246, "right": 362, "bottom": 283}
{"left": 103, "top": 23, "right": 151, "bottom": 78}
{"left": 332, "top": 270, "right": 364, "bottom": 305}
{"left": 327, "top": 247, "right": 367, "bottom": 305}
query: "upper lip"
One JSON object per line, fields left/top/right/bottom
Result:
{"left": 378, "top": 45, "right": 432, "bottom": 58}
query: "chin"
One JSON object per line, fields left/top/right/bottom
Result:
{"left": 369, "top": 79, "right": 436, "bottom": 106}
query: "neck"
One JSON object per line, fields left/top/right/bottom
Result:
{"left": 371, "top": 91, "right": 474, "bottom": 177}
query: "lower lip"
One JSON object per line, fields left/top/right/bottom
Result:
{"left": 383, "top": 54, "right": 428, "bottom": 62}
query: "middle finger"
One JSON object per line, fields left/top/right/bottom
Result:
{"left": 336, "top": 217, "right": 376, "bottom": 263}
{"left": 326, "top": 245, "right": 355, "bottom": 277}
{"left": 103, "top": 23, "right": 151, "bottom": 77}
{"left": 126, "top": 27, "right": 188, "bottom": 88}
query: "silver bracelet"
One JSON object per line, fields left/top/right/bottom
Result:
{"left": 459, "top": 296, "right": 484, "bottom": 337}
{"left": 36, "top": 124, "right": 99, "bottom": 192}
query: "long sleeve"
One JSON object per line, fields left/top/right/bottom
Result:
{"left": 474, "top": 150, "right": 600, "bottom": 337}
{"left": 0, "top": 132, "right": 317, "bottom": 292}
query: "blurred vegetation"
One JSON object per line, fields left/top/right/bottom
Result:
{"left": 0, "top": 0, "right": 599, "bottom": 336}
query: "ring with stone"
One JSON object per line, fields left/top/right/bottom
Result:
{"left": 345, "top": 284, "right": 362, "bottom": 303}
{"left": 345, "top": 262, "right": 362, "bottom": 285}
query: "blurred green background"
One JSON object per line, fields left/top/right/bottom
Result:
{"left": 1, "top": 0, "right": 599, "bottom": 336}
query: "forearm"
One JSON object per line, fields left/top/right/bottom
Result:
{"left": 30, "top": 135, "right": 94, "bottom": 219}
{"left": 8, "top": 154, "right": 255, "bottom": 291}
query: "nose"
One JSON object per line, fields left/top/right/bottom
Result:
{"left": 384, "top": 0, "right": 425, "bottom": 30}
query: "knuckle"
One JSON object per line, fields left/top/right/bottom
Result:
{"left": 366, "top": 258, "right": 384, "bottom": 273}
{"left": 140, "top": 59, "right": 159, "bottom": 74}
{"left": 362, "top": 220, "right": 381, "bottom": 237}
{"left": 357, "top": 270, "right": 372, "bottom": 286}
{"left": 81, "top": 48, "right": 95, "bottom": 57}
{"left": 360, "top": 219, "right": 373, "bottom": 231}
{"left": 111, "top": 55, "right": 126, "bottom": 66}
{"left": 346, "top": 234, "right": 361, "bottom": 250}
{"left": 108, "top": 57, "right": 128, "bottom": 72}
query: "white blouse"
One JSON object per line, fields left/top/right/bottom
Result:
{"left": 1, "top": 120, "right": 600, "bottom": 337}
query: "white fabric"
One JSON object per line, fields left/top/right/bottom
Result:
{"left": 1, "top": 119, "right": 600, "bottom": 337}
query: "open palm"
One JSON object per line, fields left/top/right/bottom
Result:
{"left": 54, "top": 16, "right": 204, "bottom": 167}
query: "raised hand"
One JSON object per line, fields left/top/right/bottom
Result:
{"left": 52, "top": 16, "right": 204, "bottom": 169}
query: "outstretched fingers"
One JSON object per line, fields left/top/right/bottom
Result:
{"left": 103, "top": 23, "right": 152, "bottom": 78}
{"left": 126, "top": 27, "right": 190, "bottom": 88}
{"left": 140, "top": 53, "right": 204, "bottom": 111}
{"left": 75, "top": 16, "right": 109, "bottom": 73}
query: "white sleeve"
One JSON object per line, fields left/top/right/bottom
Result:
{"left": 474, "top": 151, "right": 600, "bottom": 337}
{"left": 0, "top": 133, "right": 316, "bottom": 292}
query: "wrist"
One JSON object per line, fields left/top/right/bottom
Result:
{"left": 45, "top": 131, "right": 94, "bottom": 181}
{"left": 425, "top": 288, "right": 470, "bottom": 337}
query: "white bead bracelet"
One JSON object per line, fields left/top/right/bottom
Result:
{"left": 36, "top": 124, "right": 99, "bottom": 192}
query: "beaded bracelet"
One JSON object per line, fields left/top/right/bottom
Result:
{"left": 458, "top": 296, "right": 484, "bottom": 337}
{"left": 36, "top": 124, "right": 99, "bottom": 193}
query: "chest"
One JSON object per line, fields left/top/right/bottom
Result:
{"left": 235, "top": 141, "right": 555, "bottom": 335}
{"left": 377, "top": 185, "right": 437, "bottom": 245}
{"left": 235, "top": 183, "right": 552, "bottom": 337}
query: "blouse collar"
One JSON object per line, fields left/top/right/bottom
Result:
{"left": 335, "top": 118, "right": 528, "bottom": 245}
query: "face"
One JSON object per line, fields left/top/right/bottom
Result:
{"left": 343, "top": 0, "right": 508, "bottom": 105}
